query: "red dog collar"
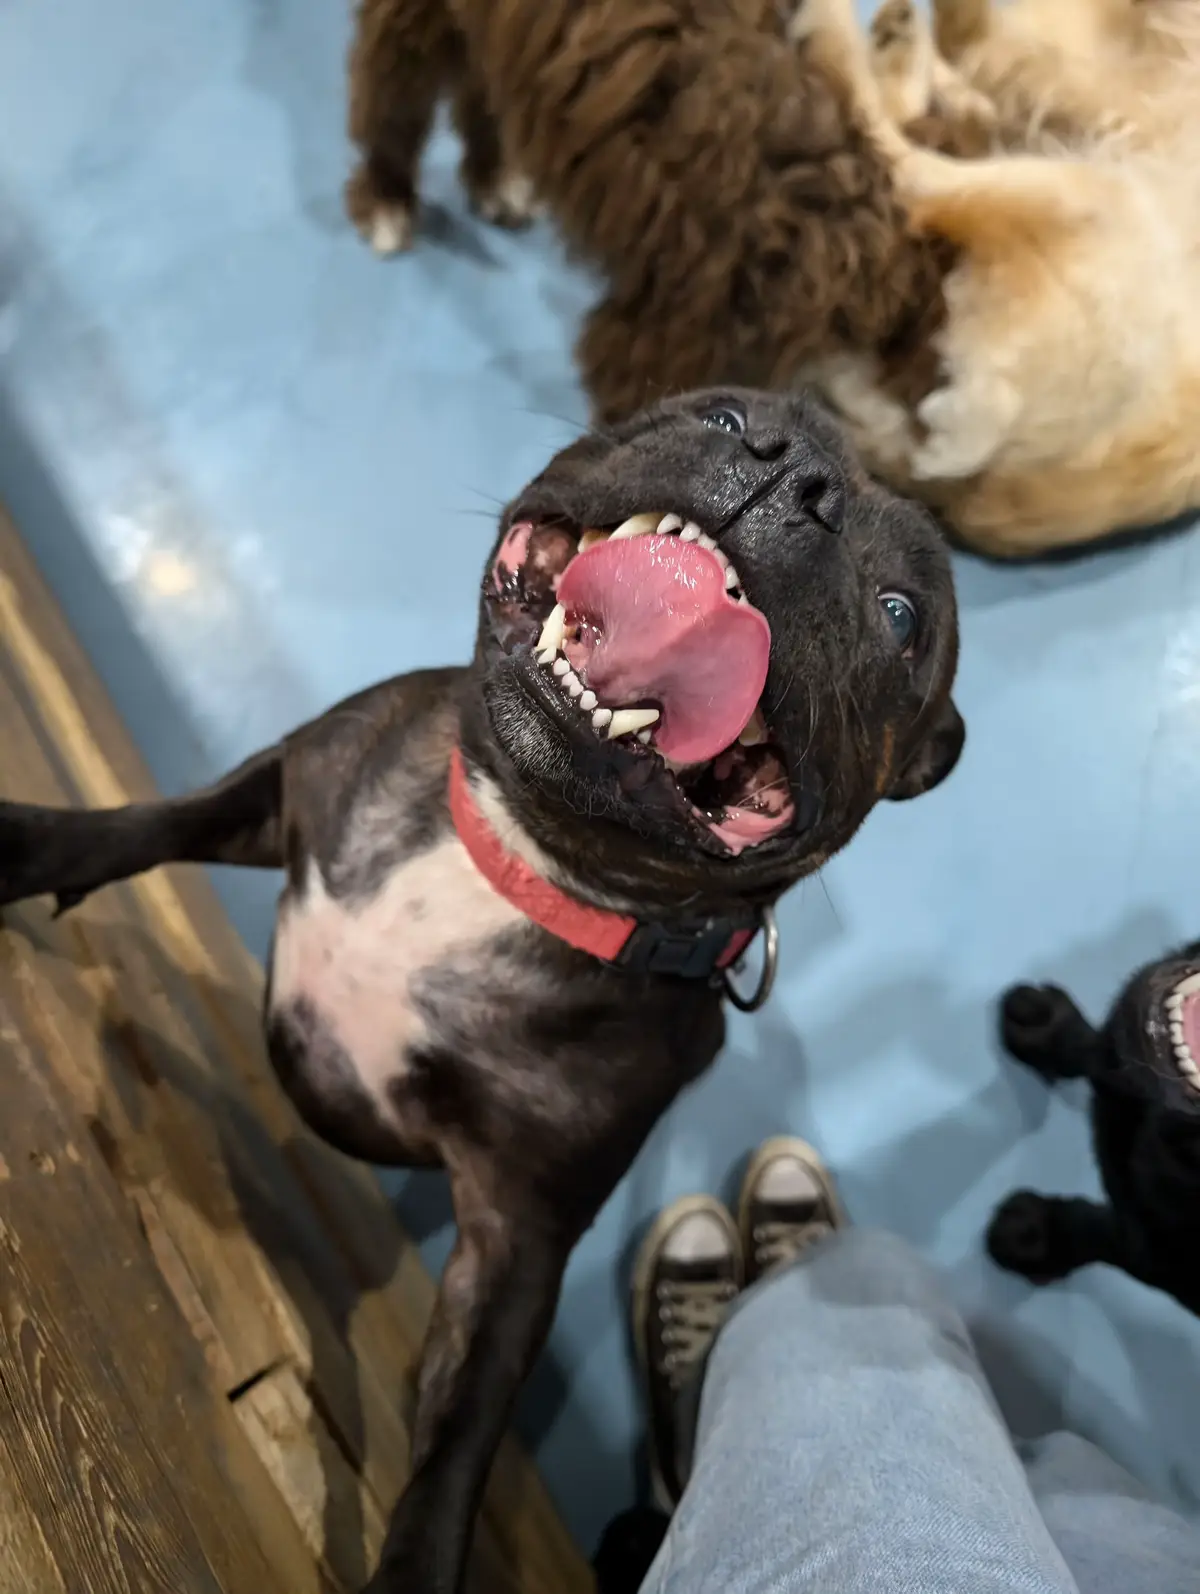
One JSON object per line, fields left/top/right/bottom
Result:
{"left": 448, "top": 747, "right": 758, "bottom": 980}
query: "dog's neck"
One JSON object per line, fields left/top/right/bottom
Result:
{"left": 448, "top": 748, "right": 758, "bottom": 980}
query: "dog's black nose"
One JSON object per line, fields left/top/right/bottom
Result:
{"left": 787, "top": 469, "right": 845, "bottom": 534}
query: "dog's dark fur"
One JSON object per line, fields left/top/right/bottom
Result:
{"left": 345, "top": 0, "right": 952, "bottom": 423}
{"left": 987, "top": 947, "right": 1200, "bottom": 1316}
{"left": 0, "top": 390, "right": 962, "bottom": 1592}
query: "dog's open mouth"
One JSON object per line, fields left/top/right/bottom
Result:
{"left": 1166, "top": 973, "right": 1200, "bottom": 1093}
{"left": 491, "top": 512, "right": 796, "bottom": 853}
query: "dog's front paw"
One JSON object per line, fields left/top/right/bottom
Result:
{"left": 1000, "top": 983, "right": 1081, "bottom": 1071}
{"left": 986, "top": 1190, "right": 1067, "bottom": 1282}
{"left": 346, "top": 161, "right": 416, "bottom": 256}
{"left": 467, "top": 169, "right": 543, "bottom": 230}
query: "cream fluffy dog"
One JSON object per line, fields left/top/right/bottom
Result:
{"left": 802, "top": 0, "right": 1200, "bottom": 557}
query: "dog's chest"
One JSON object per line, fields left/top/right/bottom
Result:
{"left": 268, "top": 836, "right": 525, "bottom": 1100}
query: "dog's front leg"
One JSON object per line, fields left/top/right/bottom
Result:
{"left": 364, "top": 1159, "right": 574, "bottom": 1594}
{"left": 0, "top": 746, "right": 282, "bottom": 914}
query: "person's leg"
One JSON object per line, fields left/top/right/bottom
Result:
{"left": 640, "top": 1144, "right": 1080, "bottom": 1594}
{"left": 1020, "top": 1432, "right": 1200, "bottom": 1594}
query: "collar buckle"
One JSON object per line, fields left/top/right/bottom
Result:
{"left": 617, "top": 913, "right": 760, "bottom": 980}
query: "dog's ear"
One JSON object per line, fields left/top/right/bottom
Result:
{"left": 888, "top": 698, "right": 965, "bottom": 800}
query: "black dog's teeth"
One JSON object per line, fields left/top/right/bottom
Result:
{"left": 533, "top": 510, "right": 749, "bottom": 746}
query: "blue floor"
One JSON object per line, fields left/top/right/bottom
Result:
{"left": 3, "top": 0, "right": 1199, "bottom": 1554}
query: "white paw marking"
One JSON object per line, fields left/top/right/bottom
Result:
{"left": 367, "top": 204, "right": 414, "bottom": 256}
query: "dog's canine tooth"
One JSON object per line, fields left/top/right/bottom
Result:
{"left": 553, "top": 658, "right": 570, "bottom": 678}
{"left": 579, "top": 690, "right": 598, "bottom": 712}
{"left": 537, "top": 648, "right": 557, "bottom": 666}
{"left": 607, "top": 707, "right": 660, "bottom": 739}
{"left": 657, "top": 513, "right": 683, "bottom": 535}
{"left": 578, "top": 529, "right": 608, "bottom": 552}
{"left": 610, "top": 512, "right": 661, "bottom": 541}
{"left": 1174, "top": 971, "right": 1200, "bottom": 999}
{"left": 591, "top": 707, "right": 613, "bottom": 731}
{"left": 680, "top": 522, "right": 701, "bottom": 542}
{"left": 537, "top": 603, "right": 567, "bottom": 654}
{"left": 739, "top": 708, "right": 768, "bottom": 746}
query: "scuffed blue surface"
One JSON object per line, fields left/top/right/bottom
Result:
{"left": 2, "top": 0, "right": 1198, "bottom": 1552}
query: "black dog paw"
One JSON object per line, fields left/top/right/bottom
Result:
{"left": 999, "top": 983, "right": 1081, "bottom": 1073}
{"left": 986, "top": 1190, "right": 1067, "bottom": 1282}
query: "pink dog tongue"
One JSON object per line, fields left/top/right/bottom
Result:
{"left": 557, "top": 534, "right": 770, "bottom": 765}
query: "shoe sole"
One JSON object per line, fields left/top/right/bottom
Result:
{"left": 631, "top": 1195, "right": 742, "bottom": 1512}
{"left": 737, "top": 1136, "right": 844, "bottom": 1284}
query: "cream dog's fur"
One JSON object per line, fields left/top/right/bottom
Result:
{"left": 801, "top": 0, "right": 1200, "bottom": 557}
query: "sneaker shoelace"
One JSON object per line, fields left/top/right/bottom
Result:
{"left": 752, "top": 1216, "right": 832, "bottom": 1275}
{"left": 657, "top": 1278, "right": 739, "bottom": 1388}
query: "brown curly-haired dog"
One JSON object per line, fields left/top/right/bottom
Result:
{"left": 346, "top": 0, "right": 951, "bottom": 424}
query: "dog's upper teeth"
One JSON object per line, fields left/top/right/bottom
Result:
{"left": 738, "top": 708, "right": 768, "bottom": 746}
{"left": 578, "top": 528, "right": 608, "bottom": 552}
{"left": 680, "top": 522, "right": 701, "bottom": 542}
{"left": 657, "top": 513, "right": 683, "bottom": 535}
{"left": 537, "top": 603, "right": 567, "bottom": 654}
{"left": 610, "top": 512, "right": 662, "bottom": 541}
{"left": 607, "top": 707, "right": 660, "bottom": 739}
{"left": 724, "top": 566, "right": 739, "bottom": 590}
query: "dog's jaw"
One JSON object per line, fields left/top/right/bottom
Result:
{"left": 1165, "top": 971, "right": 1200, "bottom": 1095}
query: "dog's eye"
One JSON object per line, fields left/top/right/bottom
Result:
{"left": 701, "top": 404, "right": 747, "bottom": 438}
{"left": 879, "top": 591, "right": 917, "bottom": 653}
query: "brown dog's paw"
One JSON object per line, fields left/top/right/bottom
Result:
{"left": 467, "top": 169, "right": 543, "bottom": 231}
{"left": 345, "top": 161, "right": 416, "bottom": 256}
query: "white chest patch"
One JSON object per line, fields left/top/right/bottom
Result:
{"left": 269, "top": 835, "right": 526, "bottom": 1110}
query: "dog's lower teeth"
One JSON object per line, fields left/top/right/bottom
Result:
{"left": 553, "top": 658, "right": 570, "bottom": 678}
{"left": 592, "top": 707, "right": 613, "bottom": 730}
{"left": 607, "top": 707, "right": 660, "bottom": 739}
{"left": 579, "top": 689, "right": 597, "bottom": 712}
{"left": 565, "top": 673, "right": 584, "bottom": 698}
{"left": 637, "top": 729, "right": 652, "bottom": 745}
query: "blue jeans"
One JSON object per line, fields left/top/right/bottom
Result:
{"left": 640, "top": 1230, "right": 1200, "bottom": 1594}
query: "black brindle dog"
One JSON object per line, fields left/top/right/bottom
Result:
{"left": 988, "top": 947, "right": 1200, "bottom": 1316}
{"left": 0, "top": 389, "right": 963, "bottom": 1592}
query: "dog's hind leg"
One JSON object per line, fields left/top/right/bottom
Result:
{"left": 0, "top": 746, "right": 282, "bottom": 915}
{"left": 364, "top": 1154, "right": 575, "bottom": 1593}
{"left": 346, "top": 0, "right": 464, "bottom": 255}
